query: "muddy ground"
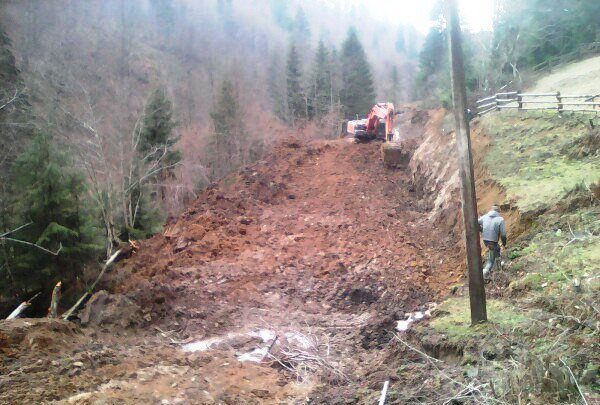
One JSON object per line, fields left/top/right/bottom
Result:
{"left": 0, "top": 109, "right": 468, "bottom": 404}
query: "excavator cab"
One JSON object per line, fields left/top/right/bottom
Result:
{"left": 345, "top": 103, "right": 395, "bottom": 142}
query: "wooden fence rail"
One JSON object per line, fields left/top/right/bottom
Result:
{"left": 531, "top": 42, "right": 600, "bottom": 73}
{"left": 476, "top": 91, "right": 600, "bottom": 116}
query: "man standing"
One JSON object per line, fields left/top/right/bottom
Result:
{"left": 478, "top": 205, "right": 507, "bottom": 281}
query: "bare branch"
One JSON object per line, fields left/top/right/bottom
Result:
{"left": 1, "top": 237, "right": 63, "bottom": 256}
{"left": 0, "top": 222, "right": 33, "bottom": 237}
{"left": 0, "top": 88, "right": 22, "bottom": 112}
{"left": 124, "top": 161, "right": 182, "bottom": 194}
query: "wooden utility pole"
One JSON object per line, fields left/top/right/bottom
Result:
{"left": 446, "top": 0, "right": 487, "bottom": 324}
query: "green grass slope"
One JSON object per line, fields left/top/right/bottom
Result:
{"left": 413, "top": 57, "right": 600, "bottom": 403}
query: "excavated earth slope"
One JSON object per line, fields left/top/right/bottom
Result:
{"left": 1, "top": 111, "right": 466, "bottom": 404}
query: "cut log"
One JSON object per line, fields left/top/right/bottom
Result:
{"left": 62, "top": 249, "right": 122, "bottom": 321}
{"left": 48, "top": 281, "right": 62, "bottom": 318}
{"left": 6, "top": 292, "right": 42, "bottom": 320}
{"left": 261, "top": 335, "right": 279, "bottom": 362}
{"left": 7, "top": 302, "right": 29, "bottom": 320}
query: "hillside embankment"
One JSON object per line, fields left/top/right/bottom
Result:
{"left": 0, "top": 108, "right": 470, "bottom": 404}
{"left": 404, "top": 56, "right": 599, "bottom": 402}
{"left": 1, "top": 60, "right": 599, "bottom": 402}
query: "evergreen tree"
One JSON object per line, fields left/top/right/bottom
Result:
{"left": 417, "top": 25, "right": 447, "bottom": 83}
{"left": 292, "top": 6, "right": 311, "bottom": 46}
{"left": 286, "top": 44, "right": 306, "bottom": 124}
{"left": 388, "top": 66, "right": 401, "bottom": 105}
{"left": 405, "top": 26, "right": 419, "bottom": 59}
{"left": 308, "top": 40, "right": 332, "bottom": 120}
{"left": 5, "top": 134, "right": 102, "bottom": 298}
{"left": 150, "top": 0, "right": 175, "bottom": 39}
{"left": 270, "top": 0, "right": 293, "bottom": 31}
{"left": 209, "top": 78, "right": 244, "bottom": 178}
{"left": 126, "top": 88, "right": 180, "bottom": 238}
{"left": 267, "top": 53, "right": 287, "bottom": 121}
{"left": 415, "top": 23, "right": 478, "bottom": 107}
{"left": 395, "top": 25, "right": 406, "bottom": 54}
{"left": 139, "top": 87, "right": 181, "bottom": 171}
{"left": 492, "top": 0, "right": 600, "bottom": 74}
{"left": 0, "top": 28, "right": 35, "bottom": 291}
{"left": 339, "top": 28, "right": 375, "bottom": 119}
{"left": 329, "top": 46, "right": 342, "bottom": 105}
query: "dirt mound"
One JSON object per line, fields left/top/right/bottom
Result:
{"left": 0, "top": 318, "right": 83, "bottom": 355}
{"left": 1, "top": 109, "right": 471, "bottom": 404}
{"left": 110, "top": 137, "right": 463, "bottom": 332}
{"left": 80, "top": 290, "right": 143, "bottom": 328}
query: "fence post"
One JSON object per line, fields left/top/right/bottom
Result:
{"left": 556, "top": 91, "right": 563, "bottom": 113}
{"left": 517, "top": 90, "right": 523, "bottom": 110}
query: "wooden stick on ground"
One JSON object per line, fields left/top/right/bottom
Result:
{"left": 6, "top": 292, "right": 42, "bottom": 320}
{"left": 261, "top": 335, "right": 279, "bottom": 362}
{"left": 48, "top": 281, "right": 62, "bottom": 318}
{"left": 62, "top": 249, "right": 122, "bottom": 320}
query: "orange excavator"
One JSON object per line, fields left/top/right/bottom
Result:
{"left": 345, "top": 102, "right": 396, "bottom": 142}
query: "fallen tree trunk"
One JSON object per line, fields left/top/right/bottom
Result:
{"left": 48, "top": 281, "right": 62, "bottom": 318}
{"left": 6, "top": 292, "right": 42, "bottom": 320}
{"left": 62, "top": 249, "right": 122, "bottom": 321}
{"left": 7, "top": 302, "right": 29, "bottom": 320}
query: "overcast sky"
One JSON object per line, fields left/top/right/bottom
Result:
{"left": 361, "top": 0, "right": 495, "bottom": 33}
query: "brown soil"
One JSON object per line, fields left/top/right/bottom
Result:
{"left": 0, "top": 110, "right": 467, "bottom": 404}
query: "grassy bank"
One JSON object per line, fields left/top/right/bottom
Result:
{"left": 413, "top": 111, "right": 599, "bottom": 403}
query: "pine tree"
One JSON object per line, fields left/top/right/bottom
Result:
{"left": 0, "top": 29, "right": 33, "bottom": 221}
{"left": 492, "top": 0, "right": 600, "bottom": 73}
{"left": 418, "top": 26, "right": 447, "bottom": 82}
{"left": 270, "top": 0, "right": 293, "bottom": 31}
{"left": 395, "top": 25, "right": 406, "bottom": 54}
{"left": 339, "top": 28, "right": 376, "bottom": 119}
{"left": 6, "top": 134, "right": 102, "bottom": 298}
{"left": 139, "top": 87, "right": 181, "bottom": 171}
{"left": 209, "top": 78, "right": 244, "bottom": 179}
{"left": 267, "top": 54, "right": 287, "bottom": 121}
{"left": 388, "top": 66, "right": 401, "bottom": 105}
{"left": 150, "top": 0, "right": 175, "bottom": 39}
{"left": 415, "top": 23, "right": 478, "bottom": 107}
{"left": 292, "top": 6, "right": 311, "bottom": 46}
{"left": 308, "top": 40, "right": 332, "bottom": 120}
{"left": 286, "top": 44, "right": 306, "bottom": 124}
{"left": 126, "top": 88, "right": 180, "bottom": 238}
{"left": 0, "top": 28, "right": 35, "bottom": 292}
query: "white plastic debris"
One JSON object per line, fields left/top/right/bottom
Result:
{"left": 395, "top": 303, "right": 437, "bottom": 332}
{"left": 237, "top": 347, "right": 268, "bottom": 362}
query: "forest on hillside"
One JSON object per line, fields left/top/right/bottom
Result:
{"left": 1, "top": 0, "right": 598, "bottom": 312}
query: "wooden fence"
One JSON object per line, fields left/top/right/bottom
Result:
{"left": 476, "top": 91, "right": 600, "bottom": 116}
{"left": 531, "top": 42, "right": 600, "bottom": 73}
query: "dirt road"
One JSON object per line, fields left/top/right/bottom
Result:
{"left": 1, "top": 116, "right": 464, "bottom": 404}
